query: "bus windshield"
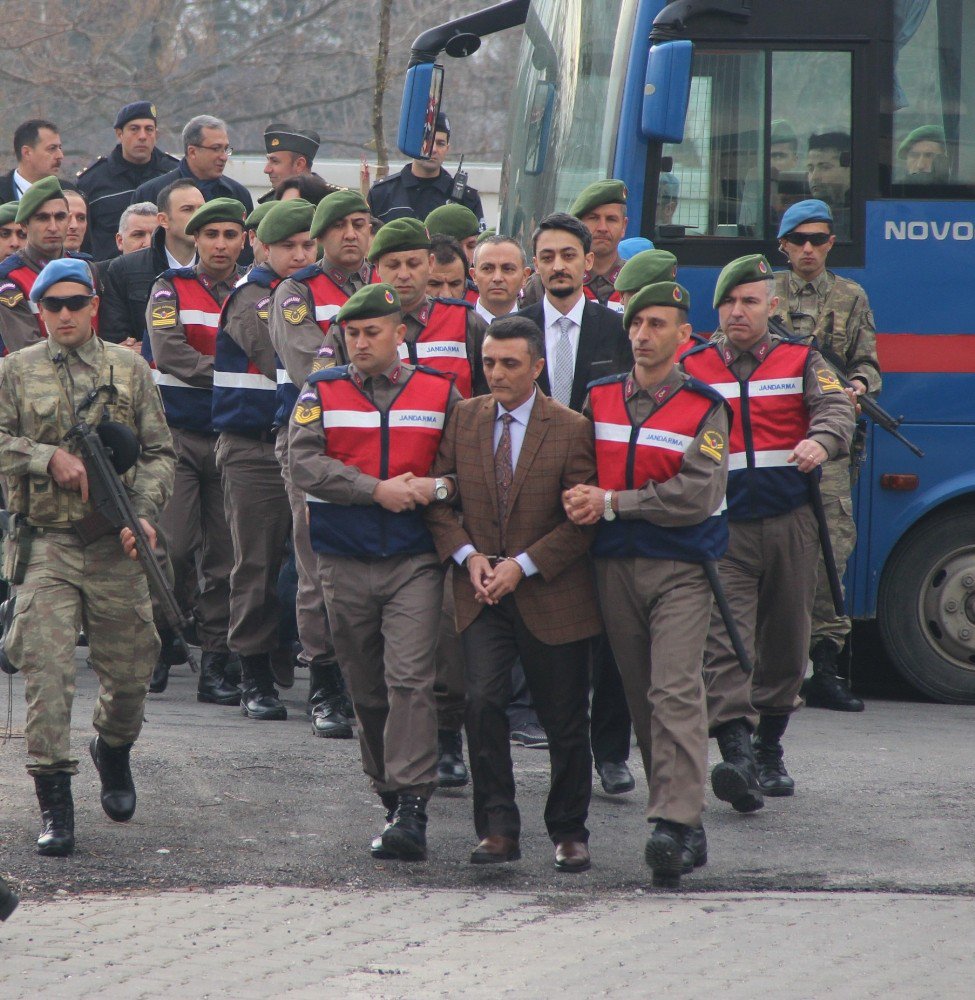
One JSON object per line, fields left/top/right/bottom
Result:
{"left": 500, "top": 0, "right": 638, "bottom": 245}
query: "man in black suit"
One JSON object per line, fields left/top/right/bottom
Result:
{"left": 0, "top": 120, "right": 77, "bottom": 204}
{"left": 516, "top": 212, "right": 636, "bottom": 798}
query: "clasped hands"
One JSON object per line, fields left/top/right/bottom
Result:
{"left": 372, "top": 473, "right": 438, "bottom": 512}
{"left": 562, "top": 484, "right": 607, "bottom": 526}
{"left": 466, "top": 553, "right": 524, "bottom": 605}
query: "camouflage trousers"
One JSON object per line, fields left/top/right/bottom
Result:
{"left": 811, "top": 458, "right": 857, "bottom": 652}
{"left": 5, "top": 529, "right": 159, "bottom": 776}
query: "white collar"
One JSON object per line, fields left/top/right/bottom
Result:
{"left": 542, "top": 292, "right": 586, "bottom": 331}
{"left": 496, "top": 387, "right": 537, "bottom": 425}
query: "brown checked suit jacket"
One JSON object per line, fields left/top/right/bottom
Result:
{"left": 424, "top": 388, "right": 603, "bottom": 646}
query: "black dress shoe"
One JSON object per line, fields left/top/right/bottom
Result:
{"left": 437, "top": 729, "right": 469, "bottom": 788}
{"left": 148, "top": 655, "right": 170, "bottom": 694}
{"left": 510, "top": 722, "right": 549, "bottom": 749}
{"left": 470, "top": 835, "right": 520, "bottom": 864}
{"left": 645, "top": 819, "right": 690, "bottom": 889}
{"left": 89, "top": 737, "right": 137, "bottom": 822}
{"left": 554, "top": 839, "right": 591, "bottom": 873}
{"left": 597, "top": 760, "right": 635, "bottom": 795}
{"left": 381, "top": 794, "right": 428, "bottom": 861}
{"left": 681, "top": 825, "right": 708, "bottom": 873}
{"left": 34, "top": 773, "right": 75, "bottom": 857}
{"left": 197, "top": 652, "right": 240, "bottom": 706}
{"left": 0, "top": 876, "right": 18, "bottom": 921}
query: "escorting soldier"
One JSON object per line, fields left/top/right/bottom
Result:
{"left": 0, "top": 177, "right": 99, "bottom": 356}
{"left": 288, "top": 283, "right": 461, "bottom": 861}
{"left": 211, "top": 199, "right": 337, "bottom": 726}
{"left": 425, "top": 203, "right": 482, "bottom": 303}
{"left": 367, "top": 113, "right": 484, "bottom": 226}
{"left": 520, "top": 179, "right": 629, "bottom": 313}
{"left": 773, "top": 199, "right": 881, "bottom": 712}
{"left": 75, "top": 101, "right": 179, "bottom": 261}
{"left": 260, "top": 123, "right": 322, "bottom": 202}
{"left": 613, "top": 249, "right": 678, "bottom": 307}
{"left": 145, "top": 198, "right": 246, "bottom": 704}
{"left": 681, "top": 255, "right": 854, "bottom": 810}
{"left": 0, "top": 258, "right": 175, "bottom": 856}
{"left": 565, "top": 282, "right": 730, "bottom": 888}
{"left": 0, "top": 202, "right": 26, "bottom": 263}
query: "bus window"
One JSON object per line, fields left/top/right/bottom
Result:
{"left": 892, "top": 0, "right": 975, "bottom": 190}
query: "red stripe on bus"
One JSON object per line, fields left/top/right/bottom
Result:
{"left": 877, "top": 334, "right": 975, "bottom": 373}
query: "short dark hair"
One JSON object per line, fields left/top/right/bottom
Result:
{"left": 473, "top": 234, "right": 526, "bottom": 267}
{"left": 14, "top": 119, "right": 58, "bottom": 160}
{"left": 430, "top": 233, "right": 466, "bottom": 269}
{"left": 276, "top": 174, "right": 341, "bottom": 206}
{"left": 531, "top": 212, "right": 592, "bottom": 255}
{"left": 157, "top": 179, "right": 201, "bottom": 216}
{"left": 484, "top": 315, "right": 544, "bottom": 362}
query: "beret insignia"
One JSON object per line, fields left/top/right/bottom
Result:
{"left": 271, "top": 138, "right": 280, "bottom": 147}
{"left": 384, "top": 290, "right": 395, "bottom": 305}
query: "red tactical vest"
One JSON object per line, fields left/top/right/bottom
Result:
{"left": 399, "top": 300, "right": 472, "bottom": 397}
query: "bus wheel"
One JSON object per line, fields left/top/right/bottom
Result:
{"left": 878, "top": 508, "right": 975, "bottom": 704}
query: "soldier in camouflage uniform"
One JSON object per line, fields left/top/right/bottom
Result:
{"left": 0, "top": 258, "right": 175, "bottom": 857}
{"left": 773, "top": 200, "right": 881, "bottom": 712}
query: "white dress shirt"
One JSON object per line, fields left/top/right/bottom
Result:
{"left": 474, "top": 297, "right": 518, "bottom": 325}
{"left": 452, "top": 388, "right": 540, "bottom": 577}
{"left": 542, "top": 292, "right": 586, "bottom": 375}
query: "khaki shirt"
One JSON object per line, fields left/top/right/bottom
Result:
{"left": 583, "top": 364, "right": 729, "bottom": 527}
{"left": 221, "top": 278, "right": 277, "bottom": 382}
{"left": 773, "top": 269, "right": 882, "bottom": 394}
{"left": 0, "top": 334, "right": 175, "bottom": 524}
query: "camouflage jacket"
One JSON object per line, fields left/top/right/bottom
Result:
{"left": 772, "top": 269, "right": 882, "bottom": 394}
{"left": 0, "top": 335, "right": 175, "bottom": 525}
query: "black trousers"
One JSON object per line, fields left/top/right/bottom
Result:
{"left": 590, "top": 633, "right": 632, "bottom": 766}
{"left": 461, "top": 596, "right": 592, "bottom": 844}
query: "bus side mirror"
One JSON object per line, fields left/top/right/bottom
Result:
{"left": 397, "top": 63, "right": 445, "bottom": 159}
{"left": 641, "top": 40, "right": 694, "bottom": 143}
{"left": 525, "top": 81, "right": 556, "bottom": 176}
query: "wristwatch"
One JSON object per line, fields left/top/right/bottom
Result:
{"left": 602, "top": 490, "right": 616, "bottom": 521}
{"left": 434, "top": 477, "right": 450, "bottom": 502}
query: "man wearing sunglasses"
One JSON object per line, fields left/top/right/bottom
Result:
{"left": 0, "top": 256, "right": 175, "bottom": 857}
{"left": 772, "top": 200, "right": 881, "bottom": 715}
{"left": 0, "top": 176, "right": 99, "bottom": 357}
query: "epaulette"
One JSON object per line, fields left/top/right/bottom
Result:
{"left": 65, "top": 250, "right": 94, "bottom": 262}
{"left": 680, "top": 339, "right": 717, "bottom": 360}
{"left": 682, "top": 375, "right": 729, "bottom": 409}
{"left": 291, "top": 263, "right": 323, "bottom": 283}
{"left": 0, "top": 253, "right": 26, "bottom": 281}
{"left": 76, "top": 156, "right": 106, "bottom": 178}
{"left": 689, "top": 331, "right": 710, "bottom": 346}
{"left": 432, "top": 296, "right": 474, "bottom": 309}
{"left": 242, "top": 264, "right": 277, "bottom": 289}
{"left": 415, "top": 364, "right": 456, "bottom": 381}
{"left": 307, "top": 365, "right": 350, "bottom": 384}
{"left": 159, "top": 265, "right": 197, "bottom": 281}
{"left": 586, "top": 372, "right": 628, "bottom": 390}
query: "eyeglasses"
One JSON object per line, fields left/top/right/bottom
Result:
{"left": 192, "top": 144, "right": 233, "bottom": 156}
{"left": 39, "top": 294, "right": 93, "bottom": 312}
{"left": 781, "top": 232, "right": 831, "bottom": 247}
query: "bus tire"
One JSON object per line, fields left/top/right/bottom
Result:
{"left": 877, "top": 507, "right": 975, "bottom": 704}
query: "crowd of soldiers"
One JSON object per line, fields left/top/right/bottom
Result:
{"left": 0, "top": 100, "right": 880, "bottom": 890}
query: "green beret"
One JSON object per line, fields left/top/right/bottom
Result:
{"left": 335, "top": 283, "right": 401, "bottom": 324}
{"left": 311, "top": 189, "right": 370, "bottom": 238}
{"left": 475, "top": 227, "right": 497, "bottom": 245}
{"left": 244, "top": 202, "right": 275, "bottom": 231}
{"left": 623, "top": 282, "right": 690, "bottom": 329}
{"left": 15, "top": 176, "right": 66, "bottom": 224}
{"left": 771, "top": 119, "right": 797, "bottom": 146}
{"left": 712, "top": 253, "right": 773, "bottom": 308}
{"left": 897, "top": 125, "right": 946, "bottom": 159}
{"left": 0, "top": 201, "right": 19, "bottom": 227}
{"left": 615, "top": 249, "right": 678, "bottom": 294}
{"left": 256, "top": 199, "right": 315, "bottom": 244}
{"left": 185, "top": 197, "right": 247, "bottom": 236}
{"left": 425, "top": 204, "right": 480, "bottom": 240}
{"left": 367, "top": 218, "right": 431, "bottom": 263}
{"left": 569, "top": 178, "right": 627, "bottom": 219}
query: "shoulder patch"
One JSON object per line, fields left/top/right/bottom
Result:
{"left": 0, "top": 281, "right": 22, "bottom": 308}
{"left": 280, "top": 294, "right": 308, "bottom": 325}
{"left": 700, "top": 430, "right": 725, "bottom": 463}
{"left": 151, "top": 302, "right": 178, "bottom": 328}
{"left": 815, "top": 367, "right": 843, "bottom": 393}
{"left": 255, "top": 294, "right": 271, "bottom": 320}
{"left": 293, "top": 401, "right": 322, "bottom": 425}
{"left": 153, "top": 287, "right": 175, "bottom": 301}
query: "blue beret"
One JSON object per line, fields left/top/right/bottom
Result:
{"left": 115, "top": 101, "right": 157, "bottom": 129}
{"left": 777, "top": 199, "right": 833, "bottom": 239}
{"left": 29, "top": 258, "right": 95, "bottom": 301}
{"left": 618, "top": 237, "right": 655, "bottom": 260}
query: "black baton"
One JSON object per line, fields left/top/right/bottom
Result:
{"left": 703, "top": 560, "right": 753, "bottom": 675}
{"left": 808, "top": 473, "right": 845, "bottom": 617}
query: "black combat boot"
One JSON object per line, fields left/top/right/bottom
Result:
{"left": 645, "top": 820, "right": 694, "bottom": 889}
{"left": 753, "top": 714, "right": 795, "bottom": 796}
{"left": 370, "top": 792, "right": 399, "bottom": 859}
{"left": 436, "top": 729, "right": 469, "bottom": 788}
{"left": 224, "top": 654, "right": 242, "bottom": 687}
{"left": 0, "top": 876, "right": 18, "bottom": 921}
{"left": 308, "top": 659, "right": 354, "bottom": 738}
{"left": 196, "top": 651, "right": 241, "bottom": 705}
{"left": 239, "top": 653, "right": 287, "bottom": 721}
{"left": 711, "top": 719, "right": 764, "bottom": 813}
{"left": 802, "top": 640, "right": 865, "bottom": 712}
{"left": 89, "top": 736, "right": 137, "bottom": 821}
{"left": 34, "top": 773, "right": 75, "bottom": 856}
{"left": 380, "top": 793, "right": 428, "bottom": 861}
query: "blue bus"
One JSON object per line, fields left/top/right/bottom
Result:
{"left": 397, "top": 0, "right": 975, "bottom": 703}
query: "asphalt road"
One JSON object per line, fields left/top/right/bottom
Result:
{"left": 2, "top": 650, "right": 972, "bottom": 902}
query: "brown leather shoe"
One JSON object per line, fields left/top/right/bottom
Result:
{"left": 470, "top": 835, "right": 521, "bottom": 865}
{"left": 554, "top": 839, "right": 591, "bottom": 873}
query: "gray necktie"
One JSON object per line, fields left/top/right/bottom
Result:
{"left": 552, "top": 315, "right": 574, "bottom": 406}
